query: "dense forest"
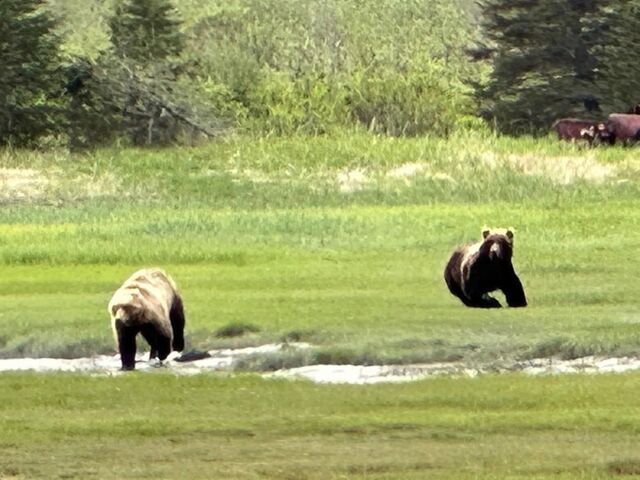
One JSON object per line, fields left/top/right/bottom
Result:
{"left": 2, "top": 0, "right": 640, "bottom": 148}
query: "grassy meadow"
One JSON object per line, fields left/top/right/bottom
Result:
{"left": 1, "top": 132, "right": 639, "bottom": 364}
{"left": 2, "top": 132, "right": 640, "bottom": 478}
{"left": 4, "top": 373, "right": 640, "bottom": 479}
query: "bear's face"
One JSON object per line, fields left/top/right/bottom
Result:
{"left": 112, "top": 304, "right": 138, "bottom": 324}
{"left": 480, "top": 228, "right": 514, "bottom": 262}
{"left": 110, "top": 289, "right": 145, "bottom": 325}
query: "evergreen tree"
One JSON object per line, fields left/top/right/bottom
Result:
{"left": 110, "top": 0, "right": 184, "bottom": 65}
{"left": 90, "top": 0, "right": 190, "bottom": 146}
{"left": 65, "top": 0, "right": 218, "bottom": 149}
{"left": 64, "top": 58, "right": 127, "bottom": 151}
{"left": 0, "top": 0, "right": 63, "bottom": 145}
{"left": 586, "top": 0, "right": 640, "bottom": 114}
{"left": 477, "top": 0, "right": 605, "bottom": 134}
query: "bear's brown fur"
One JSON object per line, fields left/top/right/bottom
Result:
{"left": 444, "top": 228, "right": 527, "bottom": 308}
{"left": 108, "top": 268, "right": 185, "bottom": 370}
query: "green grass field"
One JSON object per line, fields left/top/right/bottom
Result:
{"left": 3, "top": 373, "right": 640, "bottom": 479}
{"left": 1, "top": 132, "right": 639, "bottom": 364}
{"left": 1, "top": 132, "right": 640, "bottom": 478}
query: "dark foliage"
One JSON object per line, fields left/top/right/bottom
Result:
{"left": 65, "top": 0, "right": 218, "bottom": 149}
{"left": 585, "top": 1, "right": 640, "bottom": 114}
{"left": 476, "top": 0, "right": 608, "bottom": 135}
{"left": 0, "top": 0, "right": 64, "bottom": 146}
{"left": 110, "top": 0, "right": 184, "bottom": 66}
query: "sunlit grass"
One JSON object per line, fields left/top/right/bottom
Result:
{"left": 1, "top": 133, "right": 639, "bottom": 363}
{"left": 2, "top": 132, "right": 639, "bottom": 208}
{"left": 2, "top": 132, "right": 640, "bottom": 477}
{"left": 2, "top": 372, "right": 640, "bottom": 479}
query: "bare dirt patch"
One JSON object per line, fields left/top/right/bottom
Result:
{"left": 386, "top": 162, "right": 429, "bottom": 179}
{"left": 0, "top": 168, "right": 125, "bottom": 203}
{"left": 0, "top": 168, "right": 49, "bottom": 201}
{"left": 480, "top": 152, "right": 617, "bottom": 185}
{"left": 337, "top": 168, "right": 368, "bottom": 193}
{"left": 385, "top": 162, "right": 455, "bottom": 185}
{"left": 507, "top": 153, "right": 616, "bottom": 185}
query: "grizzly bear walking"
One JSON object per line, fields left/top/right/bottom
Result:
{"left": 108, "top": 268, "right": 186, "bottom": 370}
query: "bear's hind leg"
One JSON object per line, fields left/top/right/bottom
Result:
{"left": 154, "top": 330, "right": 172, "bottom": 363}
{"left": 481, "top": 295, "right": 502, "bottom": 308}
{"left": 169, "top": 294, "right": 185, "bottom": 352}
{"left": 445, "top": 278, "right": 473, "bottom": 307}
{"left": 115, "top": 320, "right": 138, "bottom": 370}
{"left": 140, "top": 325, "right": 158, "bottom": 360}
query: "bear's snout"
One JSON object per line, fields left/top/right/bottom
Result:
{"left": 114, "top": 307, "right": 129, "bottom": 323}
{"left": 489, "top": 242, "right": 502, "bottom": 260}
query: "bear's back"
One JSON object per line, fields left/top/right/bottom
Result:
{"left": 125, "top": 268, "right": 178, "bottom": 293}
{"left": 109, "top": 268, "right": 177, "bottom": 324}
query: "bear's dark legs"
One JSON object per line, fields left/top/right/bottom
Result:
{"left": 445, "top": 275, "right": 502, "bottom": 308}
{"left": 467, "top": 294, "right": 502, "bottom": 308}
{"left": 456, "top": 290, "right": 484, "bottom": 307}
{"left": 115, "top": 320, "right": 138, "bottom": 370}
{"left": 140, "top": 325, "right": 158, "bottom": 360}
{"left": 140, "top": 325, "right": 171, "bottom": 362}
{"left": 461, "top": 278, "right": 502, "bottom": 308}
{"left": 155, "top": 330, "right": 172, "bottom": 362}
{"left": 502, "top": 271, "right": 527, "bottom": 307}
{"left": 445, "top": 278, "right": 468, "bottom": 305}
{"left": 169, "top": 294, "right": 185, "bottom": 352}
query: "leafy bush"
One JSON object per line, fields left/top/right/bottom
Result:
{"left": 183, "top": 0, "right": 479, "bottom": 136}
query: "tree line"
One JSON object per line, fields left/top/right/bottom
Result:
{"left": 3, "top": 0, "right": 640, "bottom": 148}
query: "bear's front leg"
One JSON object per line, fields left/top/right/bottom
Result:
{"left": 501, "top": 269, "right": 527, "bottom": 307}
{"left": 116, "top": 320, "right": 138, "bottom": 371}
{"left": 469, "top": 293, "right": 502, "bottom": 308}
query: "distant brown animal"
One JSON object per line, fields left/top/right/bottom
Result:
{"left": 552, "top": 118, "right": 601, "bottom": 144}
{"left": 606, "top": 114, "right": 640, "bottom": 144}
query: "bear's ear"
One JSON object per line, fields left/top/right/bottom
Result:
{"left": 506, "top": 229, "right": 514, "bottom": 240}
{"left": 482, "top": 228, "right": 491, "bottom": 239}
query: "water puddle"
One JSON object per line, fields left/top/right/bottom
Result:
{"left": 1, "top": 343, "right": 640, "bottom": 383}
{"left": 269, "top": 356, "right": 640, "bottom": 384}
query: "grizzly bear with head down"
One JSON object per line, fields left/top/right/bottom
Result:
{"left": 108, "top": 268, "right": 185, "bottom": 370}
{"left": 444, "top": 228, "right": 527, "bottom": 308}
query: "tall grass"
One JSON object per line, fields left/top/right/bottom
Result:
{"left": 2, "top": 132, "right": 639, "bottom": 208}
